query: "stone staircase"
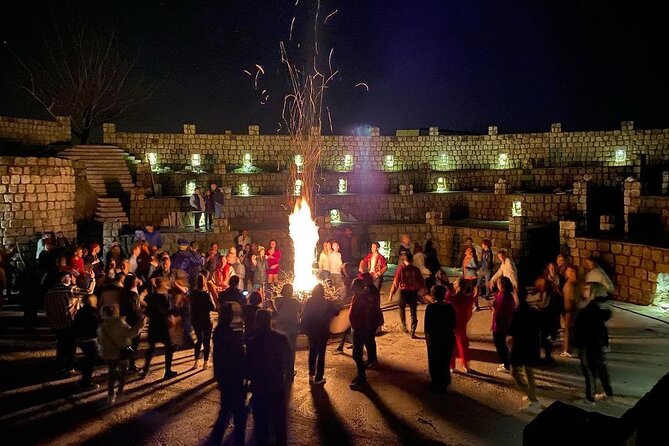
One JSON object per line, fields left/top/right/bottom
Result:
{"left": 60, "top": 145, "right": 141, "bottom": 224}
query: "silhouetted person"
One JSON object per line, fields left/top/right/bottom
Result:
{"left": 191, "top": 273, "right": 216, "bottom": 369}
{"left": 141, "top": 277, "right": 177, "bottom": 380}
{"left": 211, "top": 302, "right": 247, "bottom": 446}
{"left": 247, "top": 310, "right": 293, "bottom": 446}
{"left": 301, "top": 284, "right": 339, "bottom": 385}
{"left": 218, "top": 275, "right": 246, "bottom": 306}
{"left": 72, "top": 294, "right": 100, "bottom": 389}
{"left": 424, "top": 285, "right": 456, "bottom": 393}
{"left": 274, "top": 283, "right": 302, "bottom": 379}
{"left": 349, "top": 278, "right": 383, "bottom": 390}
{"left": 389, "top": 252, "right": 426, "bottom": 338}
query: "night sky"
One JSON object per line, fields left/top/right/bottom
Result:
{"left": 0, "top": 0, "right": 666, "bottom": 137}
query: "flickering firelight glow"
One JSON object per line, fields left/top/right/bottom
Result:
{"left": 289, "top": 198, "right": 320, "bottom": 293}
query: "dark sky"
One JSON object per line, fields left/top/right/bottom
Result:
{"left": 0, "top": 0, "right": 666, "bottom": 137}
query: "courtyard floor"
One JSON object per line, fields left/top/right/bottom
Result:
{"left": 0, "top": 291, "right": 668, "bottom": 446}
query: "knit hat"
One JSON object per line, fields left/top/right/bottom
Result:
{"left": 177, "top": 239, "right": 189, "bottom": 250}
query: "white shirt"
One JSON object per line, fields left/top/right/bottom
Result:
{"left": 328, "top": 251, "right": 343, "bottom": 275}
{"left": 237, "top": 235, "right": 251, "bottom": 247}
{"left": 490, "top": 257, "right": 518, "bottom": 290}
{"left": 585, "top": 266, "right": 614, "bottom": 298}
{"left": 318, "top": 251, "right": 331, "bottom": 272}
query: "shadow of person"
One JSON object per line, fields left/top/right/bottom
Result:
{"left": 309, "top": 385, "right": 354, "bottom": 446}
{"left": 360, "top": 385, "right": 448, "bottom": 446}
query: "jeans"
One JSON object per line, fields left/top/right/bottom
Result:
{"left": 579, "top": 348, "right": 612, "bottom": 401}
{"left": 511, "top": 365, "right": 537, "bottom": 402}
{"left": 477, "top": 271, "right": 491, "bottom": 296}
{"left": 143, "top": 339, "right": 174, "bottom": 375}
{"left": 308, "top": 333, "right": 328, "bottom": 381}
{"left": 352, "top": 328, "right": 374, "bottom": 383}
{"left": 205, "top": 212, "right": 213, "bottom": 230}
{"left": 426, "top": 336, "right": 454, "bottom": 389}
{"left": 107, "top": 359, "right": 128, "bottom": 396}
{"left": 252, "top": 390, "right": 288, "bottom": 446}
{"left": 214, "top": 202, "right": 224, "bottom": 218}
{"left": 493, "top": 331, "right": 510, "bottom": 369}
{"left": 55, "top": 327, "right": 76, "bottom": 373}
{"left": 192, "top": 212, "right": 202, "bottom": 229}
{"left": 78, "top": 340, "right": 97, "bottom": 385}
{"left": 398, "top": 290, "right": 419, "bottom": 334}
{"left": 193, "top": 321, "right": 213, "bottom": 362}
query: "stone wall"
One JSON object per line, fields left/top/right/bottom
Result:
{"left": 637, "top": 196, "right": 669, "bottom": 232}
{"left": 0, "top": 156, "right": 76, "bottom": 251}
{"left": 102, "top": 121, "right": 669, "bottom": 173}
{"left": 0, "top": 115, "right": 71, "bottom": 145}
{"left": 129, "top": 196, "right": 185, "bottom": 227}
{"left": 567, "top": 236, "right": 669, "bottom": 305}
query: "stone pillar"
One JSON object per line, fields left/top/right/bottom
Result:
{"left": 102, "top": 221, "right": 122, "bottom": 259}
{"left": 183, "top": 124, "right": 196, "bottom": 134}
{"left": 429, "top": 127, "right": 439, "bottom": 136}
{"left": 508, "top": 215, "right": 528, "bottom": 263}
{"left": 248, "top": 125, "right": 259, "bottom": 136}
{"left": 621, "top": 121, "right": 634, "bottom": 132}
{"left": 662, "top": 172, "right": 669, "bottom": 195}
{"left": 494, "top": 178, "right": 509, "bottom": 195}
{"left": 488, "top": 125, "right": 498, "bottom": 136}
{"left": 370, "top": 127, "right": 380, "bottom": 137}
{"left": 550, "top": 122, "right": 562, "bottom": 133}
{"left": 559, "top": 220, "right": 577, "bottom": 256}
{"left": 623, "top": 177, "right": 642, "bottom": 233}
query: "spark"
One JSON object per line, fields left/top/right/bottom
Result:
{"left": 328, "top": 48, "right": 334, "bottom": 74}
{"left": 294, "top": 0, "right": 299, "bottom": 5}
{"left": 327, "top": 106, "right": 333, "bottom": 132}
{"left": 255, "top": 64, "right": 265, "bottom": 74}
{"left": 314, "top": 0, "right": 320, "bottom": 54}
{"left": 290, "top": 17, "right": 296, "bottom": 41}
{"left": 243, "top": 70, "right": 252, "bottom": 76}
{"left": 324, "top": 9, "right": 338, "bottom": 24}
{"left": 261, "top": 89, "right": 267, "bottom": 95}
{"left": 254, "top": 71, "right": 260, "bottom": 90}
{"left": 355, "top": 82, "right": 370, "bottom": 91}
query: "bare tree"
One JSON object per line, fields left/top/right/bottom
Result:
{"left": 4, "top": 23, "right": 152, "bottom": 143}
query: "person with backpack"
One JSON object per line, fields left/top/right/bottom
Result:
{"left": 388, "top": 252, "right": 426, "bottom": 338}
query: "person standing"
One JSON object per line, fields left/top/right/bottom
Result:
{"left": 397, "top": 234, "right": 413, "bottom": 260}
{"left": 317, "top": 241, "right": 332, "bottom": 280}
{"left": 44, "top": 273, "right": 78, "bottom": 378}
{"left": 358, "top": 242, "right": 388, "bottom": 293}
{"left": 190, "top": 274, "right": 216, "bottom": 369}
{"left": 301, "top": 284, "right": 339, "bottom": 385}
{"left": 349, "top": 278, "right": 383, "bottom": 390}
{"left": 448, "top": 279, "right": 476, "bottom": 373}
{"left": 478, "top": 239, "right": 493, "bottom": 298}
{"left": 142, "top": 224, "right": 163, "bottom": 250}
{"left": 388, "top": 252, "right": 425, "bottom": 338}
{"left": 252, "top": 246, "right": 268, "bottom": 297}
{"left": 275, "top": 284, "right": 302, "bottom": 380}
{"left": 424, "top": 285, "right": 456, "bottom": 393}
{"left": 573, "top": 295, "right": 614, "bottom": 404}
{"left": 583, "top": 257, "right": 614, "bottom": 300}
{"left": 72, "top": 293, "right": 100, "bottom": 389}
{"left": 210, "top": 182, "right": 225, "bottom": 218}
{"left": 561, "top": 265, "right": 583, "bottom": 358}
{"left": 506, "top": 288, "right": 542, "bottom": 414}
{"left": 489, "top": 249, "right": 518, "bottom": 294}
{"left": 204, "top": 243, "right": 221, "bottom": 277}
{"left": 236, "top": 230, "right": 252, "bottom": 252}
{"left": 266, "top": 240, "right": 281, "bottom": 286}
{"left": 141, "top": 277, "right": 177, "bottom": 380}
{"left": 338, "top": 227, "right": 358, "bottom": 264}
{"left": 492, "top": 277, "right": 517, "bottom": 372}
{"left": 97, "top": 306, "right": 145, "bottom": 404}
{"left": 328, "top": 242, "right": 344, "bottom": 295}
{"left": 247, "top": 310, "right": 293, "bottom": 446}
{"left": 121, "top": 274, "right": 145, "bottom": 373}
{"left": 203, "top": 189, "right": 214, "bottom": 231}
{"left": 424, "top": 240, "right": 441, "bottom": 290}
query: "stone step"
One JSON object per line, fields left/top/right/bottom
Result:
{"left": 97, "top": 197, "right": 123, "bottom": 203}
{"left": 95, "top": 217, "right": 129, "bottom": 223}
{"left": 95, "top": 212, "right": 126, "bottom": 218}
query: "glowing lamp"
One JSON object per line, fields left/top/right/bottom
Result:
{"left": 243, "top": 153, "right": 253, "bottom": 170}
{"left": 239, "top": 183, "right": 250, "bottom": 196}
{"left": 385, "top": 154, "right": 394, "bottom": 169}
{"left": 615, "top": 148, "right": 626, "bottom": 163}
{"left": 185, "top": 180, "right": 196, "bottom": 196}
{"left": 439, "top": 153, "right": 448, "bottom": 170}
{"left": 191, "top": 153, "right": 201, "bottom": 167}
{"left": 343, "top": 154, "right": 353, "bottom": 170}
{"left": 338, "top": 178, "right": 347, "bottom": 194}
{"left": 511, "top": 200, "right": 522, "bottom": 217}
{"left": 329, "top": 209, "right": 341, "bottom": 223}
{"left": 436, "top": 177, "right": 447, "bottom": 193}
{"left": 294, "top": 179, "right": 303, "bottom": 196}
{"left": 499, "top": 153, "right": 509, "bottom": 168}
{"left": 295, "top": 154, "right": 304, "bottom": 173}
{"left": 377, "top": 241, "right": 391, "bottom": 259}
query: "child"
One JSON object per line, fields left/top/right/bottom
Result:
{"left": 97, "top": 306, "right": 145, "bottom": 404}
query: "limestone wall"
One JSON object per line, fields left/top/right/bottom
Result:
{"left": 568, "top": 236, "right": 669, "bottom": 305}
{"left": 0, "top": 156, "right": 76, "bottom": 250}
{"left": 0, "top": 116, "right": 71, "bottom": 145}
{"left": 102, "top": 121, "right": 669, "bottom": 172}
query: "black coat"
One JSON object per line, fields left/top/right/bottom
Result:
{"left": 300, "top": 297, "right": 339, "bottom": 338}
{"left": 190, "top": 290, "right": 215, "bottom": 327}
{"left": 507, "top": 303, "right": 541, "bottom": 366}
{"left": 145, "top": 292, "right": 171, "bottom": 342}
{"left": 213, "top": 325, "right": 246, "bottom": 387}
{"left": 247, "top": 329, "right": 293, "bottom": 394}
{"left": 424, "top": 302, "right": 456, "bottom": 341}
{"left": 73, "top": 305, "right": 100, "bottom": 340}
{"left": 572, "top": 300, "right": 611, "bottom": 350}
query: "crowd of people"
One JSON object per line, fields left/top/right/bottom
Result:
{"left": 17, "top": 224, "right": 617, "bottom": 443}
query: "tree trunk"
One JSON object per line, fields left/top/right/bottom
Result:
{"left": 79, "top": 127, "right": 91, "bottom": 144}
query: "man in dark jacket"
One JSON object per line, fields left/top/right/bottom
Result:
{"left": 274, "top": 284, "right": 302, "bottom": 379}
{"left": 477, "top": 239, "right": 493, "bottom": 298}
{"left": 573, "top": 297, "right": 613, "bottom": 403}
{"left": 72, "top": 293, "right": 100, "bottom": 389}
{"left": 210, "top": 302, "right": 247, "bottom": 446}
{"left": 210, "top": 182, "right": 225, "bottom": 218}
{"left": 300, "top": 284, "right": 339, "bottom": 384}
{"left": 141, "top": 277, "right": 177, "bottom": 380}
{"left": 218, "top": 276, "right": 246, "bottom": 306}
{"left": 349, "top": 278, "right": 383, "bottom": 390}
{"left": 171, "top": 239, "right": 204, "bottom": 286}
{"left": 247, "top": 310, "right": 293, "bottom": 446}
{"left": 424, "top": 285, "right": 456, "bottom": 393}
{"left": 389, "top": 252, "right": 426, "bottom": 338}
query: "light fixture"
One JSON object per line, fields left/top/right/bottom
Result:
{"left": 146, "top": 152, "right": 159, "bottom": 171}
{"left": 243, "top": 153, "right": 253, "bottom": 171}
{"left": 615, "top": 148, "right": 626, "bottom": 163}
{"left": 191, "top": 153, "right": 201, "bottom": 167}
{"left": 439, "top": 153, "right": 448, "bottom": 170}
{"left": 343, "top": 154, "right": 353, "bottom": 170}
{"left": 511, "top": 200, "right": 522, "bottom": 217}
{"left": 377, "top": 241, "right": 391, "bottom": 258}
{"left": 295, "top": 154, "right": 304, "bottom": 173}
{"left": 385, "top": 154, "right": 394, "bottom": 169}
{"left": 499, "top": 153, "right": 509, "bottom": 168}
{"left": 294, "top": 179, "right": 303, "bottom": 196}
{"left": 185, "top": 180, "right": 197, "bottom": 196}
{"left": 338, "top": 178, "right": 347, "bottom": 194}
{"left": 436, "top": 177, "right": 446, "bottom": 193}
{"left": 239, "top": 183, "right": 250, "bottom": 196}
{"left": 329, "top": 209, "right": 341, "bottom": 223}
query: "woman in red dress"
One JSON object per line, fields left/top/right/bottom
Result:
{"left": 266, "top": 240, "right": 281, "bottom": 285}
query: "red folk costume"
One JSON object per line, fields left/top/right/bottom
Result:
{"left": 361, "top": 252, "right": 387, "bottom": 278}
{"left": 266, "top": 249, "right": 281, "bottom": 275}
